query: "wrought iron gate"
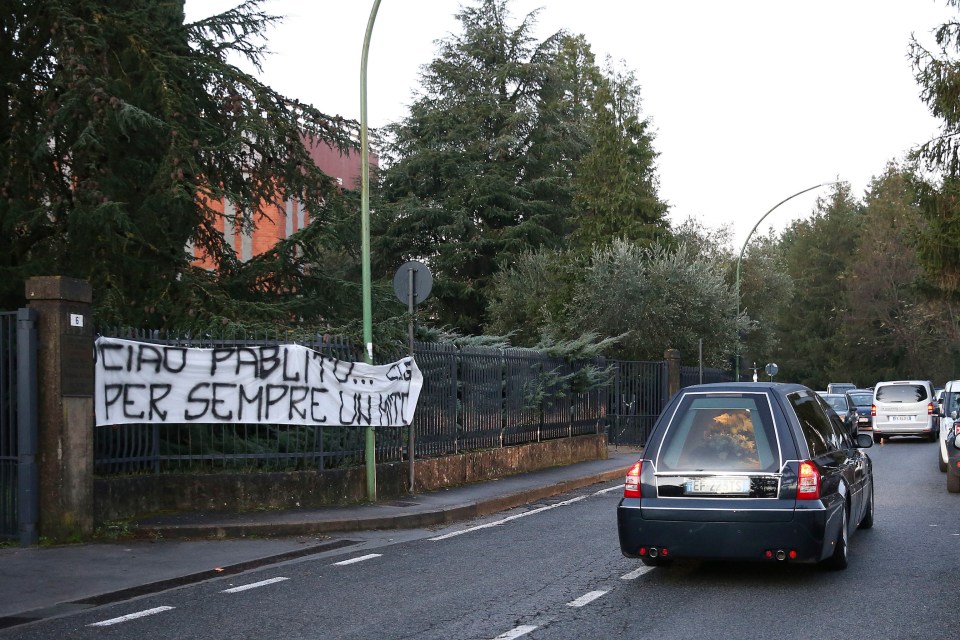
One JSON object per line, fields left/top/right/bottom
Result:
{"left": 607, "top": 360, "right": 668, "bottom": 447}
{"left": 0, "top": 309, "right": 38, "bottom": 545}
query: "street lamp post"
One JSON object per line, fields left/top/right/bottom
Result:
{"left": 360, "top": 0, "right": 382, "bottom": 501}
{"left": 734, "top": 182, "right": 838, "bottom": 381}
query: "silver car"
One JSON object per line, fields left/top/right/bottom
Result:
{"left": 872, "top": 380, "right": 938, "bottom": 443}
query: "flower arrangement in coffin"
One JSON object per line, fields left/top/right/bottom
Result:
{"left": 699, "top": 410, "right": 760, "bottom": 468}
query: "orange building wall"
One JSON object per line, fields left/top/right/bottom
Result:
{"left": 192, "top": 137, "right": 375, "bottom": 267}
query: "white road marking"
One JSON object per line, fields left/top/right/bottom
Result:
{"left": 567, "top": 590, "right": 608, "bottom": 607}
{"left": 429, "top": 496, "right": 587, "bottom": 541}
{"left": 621, "top": 566, "right": 653, "bottom": 580}
{"left": 221, "top": 577, "right": 289, "bottom": 593}
{"left": 492, "top": 625, "right": 538, "bottom": 639}
{"left": 593, "top": 484, "right": 623, "bottom": 495}
{"left": 333, "top": 553, "right": 382, "bottom": 566}
{"left": 88, "top": 606, "right": 174, "bottom": 627}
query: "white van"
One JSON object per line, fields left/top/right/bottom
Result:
{"left": 872, "top": 380, "right": 938, "bottom": 443}
{"left": 938, "top": 380, "right": 960, "bottom": 471}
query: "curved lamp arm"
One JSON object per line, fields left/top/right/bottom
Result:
{"left": 733, "top": 181, "right": 840, "bottom": 380}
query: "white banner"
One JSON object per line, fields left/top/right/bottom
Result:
{"left": 94, "top": 337, "right": 423, "bottom": 427}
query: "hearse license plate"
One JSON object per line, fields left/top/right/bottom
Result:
{"left": 683, "top": 476, "right": 751, "bottom": 495}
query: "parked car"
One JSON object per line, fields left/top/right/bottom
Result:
{"left": 827, "top": 382, "right": 857, "bottom": 394}
{"left": 617, "top": 382, "right": 875, "bottom": 570}
{"left": 845, "top": 389, "right": 874, "bottom": 433}
{"left": 949, "top": 431, "right": 960, "bottom": 493}
{"left": 938, "top": 380, "right": 960, "bottom": 472}
{"left": 871, "top": 380, "right": 939, "bottom": 443}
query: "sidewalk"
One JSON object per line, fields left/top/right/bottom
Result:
{"left": 0, "top": 447, "right": 639, "bottom": 630}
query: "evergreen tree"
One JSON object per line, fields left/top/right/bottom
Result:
{"left": 0, "top": 0, "right": 357, "bottom": 329}
{"left": 843, "top": 164, "right": 958, "bottom": 382}
{"left": 484, "top": 247, "right": 581, "bottom": 345}
{"left": 772, "top": 184, "right": 861, "bottom": 388}
{"left": 731, "top": 230, "right": 793, "bottom": 374}
{"left": 571, "top": 62, "right": 669, "bottom": 249}
{"left": 910, "top": 1, "right": 960, "bottom": 295}
{"left": 374, "top": 0, "right": 593, "bottom": 334}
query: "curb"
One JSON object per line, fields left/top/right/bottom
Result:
{"left": 131, "top": 466, "right": 631, "bottom": 540}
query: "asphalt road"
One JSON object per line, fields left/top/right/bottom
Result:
{"left": 4, "top": 438, "right": 956, "bottom": 640}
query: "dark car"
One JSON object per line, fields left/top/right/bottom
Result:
{"left": 818, "top": 392, "right": 857, "bottom": 433}
{"left": 845, "top": 389, "right": 874, "bottom": 433}
{"left": 617, "top": 382, "right": 875, "bottom": 570}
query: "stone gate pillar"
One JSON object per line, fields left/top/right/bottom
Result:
{"left": 664, "top": 348, "right": 681, "bottom": 400}
{"left": 26, "top": 276, "right": 94, "bottom": 541}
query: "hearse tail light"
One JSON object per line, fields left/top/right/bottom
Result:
{"left": 797, "top": 460, "right": 821, "bottom": 500}
{"left": 624, "top": 461, "right": 642, "bottom": 499}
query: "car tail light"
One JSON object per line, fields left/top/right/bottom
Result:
{"left": 797, "top": 460, "right": 821, "bottom": 500}
{"left": 871, "top": 404, "right": 876, "bottom": 417}
{"left": 624, "top": 461, "right": 642, "bottom": 498}
{"left": 928, "top": 402, "right": 935, "bottom": 415}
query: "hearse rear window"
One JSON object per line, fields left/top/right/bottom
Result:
{"left": 658, "top": 394, "right": 779, "bottom": 472}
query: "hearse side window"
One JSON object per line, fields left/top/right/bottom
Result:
{"left": 814, "top": 393, "right": 852, "bottom": 449}
{"left": 658, "top": 395, "right": 779, "bottom": 472}
{"left": 790, "top": 392, "right": 842, "bottom": 456}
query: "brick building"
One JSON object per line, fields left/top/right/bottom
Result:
{"left": 193, "top": 135, "right": 372, "bottom": 266}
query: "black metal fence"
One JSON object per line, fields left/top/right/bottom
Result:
{"left": 93, "top": 332, "right": 607, "bottom": 476}
{"left": 0, "top": 312, "right": 16, "bottom": 539}
{"left": 681, "top": 365, "right": 735, "bottom": 388}
{"left": 0, "top": 309, "right": 38, "bottom": 544}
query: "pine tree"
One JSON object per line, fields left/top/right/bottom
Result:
{"left": 910, "top": 1, "right": 960, "bottom": 295}
{"left": 374, "top": 0, "right": 591, "bottom": 334}
{"left": 0, "top": 0, "right": 357, "bottom": 329}
{"left": 772, "top": 184, "right": 861, "bottom": 387}
{"left": 571, "top": 62, "right": 669, "bottom": 249}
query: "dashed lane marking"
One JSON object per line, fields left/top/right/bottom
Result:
{"left": 567, "top": 590, "right": 608, "bottom": 607}
{"left": 332, "top": 553, "right": 382, "bottom": 566}
{"left": 221, "top": 577, "right": 289, "bottom": 593}
{"left": 491, "top": 625, "right": 538, "bottom": 639}
{"left": 88, "top": 606, "right": 174, "bottom": 627}
{"left": 621, "top": 566, "right": 653, "bottom": 580}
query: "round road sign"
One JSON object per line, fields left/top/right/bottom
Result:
{"left": 393, "top": 260, "right": 433, "bottom": 306}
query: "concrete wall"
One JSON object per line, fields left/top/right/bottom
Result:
{"left": 94, "top": 433, "right": 607, "bottom": 523}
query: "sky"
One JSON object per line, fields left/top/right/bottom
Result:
{"left": 184, "top": 0, "right": 956, "bottom": 247}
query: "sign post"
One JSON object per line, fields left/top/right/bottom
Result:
{"left": 392, "top": 261, "right": 432, "bottom": 493}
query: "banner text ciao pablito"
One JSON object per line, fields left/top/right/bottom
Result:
{"left": 94, "top": 337, "right": 423, "bottom": 427}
